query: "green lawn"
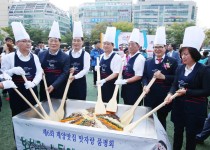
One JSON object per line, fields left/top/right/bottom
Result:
{"left": 0, "top": 72, "right": 209, "bottom": 150}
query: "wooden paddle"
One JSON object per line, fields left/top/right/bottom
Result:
{"left": 106, "top": 59, "right": 125, "bottom": 113}
{"left": 13, "top": 88, "right": 46, "bottom": 119}
{"left": 42, "top": 73, "right": 60, "bottom": 121}
{"left": 22, "top": 75, "right": 49, "bottom": 120}
{"left": 120, "top": 77, "right": 156, "bottom": 126}
{"left": 56, "top": 72, "right": 73, "bottom": 120}
{"left": 94, "top": 57, "right": 106, "bottom": 114}
{"left": 124, "top": 93, "right": 179, "bottom": 132}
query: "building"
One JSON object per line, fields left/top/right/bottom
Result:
{"left": 0, "top": 0, "right": 10, "bottom": 28}
{"left": 8, "top": 0, "right": 70, "bottom": 35}
{"left": 133, "top": 0, "right": 197, "bottom": 29}
{"left": 79, "top": 0, "right": 132, "bottom": 34}
{"left": 69, "top": 7, "right": 79, "bottom": 32}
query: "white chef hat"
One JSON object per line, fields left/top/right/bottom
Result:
{"left": 103, "top": 27, "right": 116, "bottom": 44}
{"left": 49, "top": 21, "right": 61, "bottom": 39}
{"left": 73, "top": 21, "right": 83, "bottom": 38}
{"left": 154, "top": 26, "right": 166, "bottom": 45}
{"left": 129, "top": 28, "right": 141, "bottom": 45}
{"left": 182, "top": 26, "right": 205, "bottom": 51}
{"left": 11, "top": 22, "right": 30, "bottom": 42}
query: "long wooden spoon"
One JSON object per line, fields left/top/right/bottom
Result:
{"left": 22, "top": 75, "right": 49, "bottom": 120}
{"left": 42, "top": 73, "right": 60, "bottom": 121}
{"left": 120, "top": 77, "right": 156, "bottom": 126}
{"left": 56, "top": 72, "right": 73, "bottom": 120}
{"left": 14, "top": 88, "right": 46, "bottom": 119}
{"left": 124, "top": 93, "right": 178, "bottom": 132}
{"left": 106, "top": 59, "right": 124, "bottom": 113}
{"left": 94, "top": 57, "right": 106, "bottom": 114}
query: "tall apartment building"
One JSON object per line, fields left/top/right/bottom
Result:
{"left": 8, "top": 0, "right": 70, "bottom": 34}
{"left": 79, "top": 0, "right": 132, "bottom": 34}
{"left": 133, "top": 0, "right": 197, "bottom": 29}
{"left": 0, "top": 0, "right": 9, "bottom": 27}
{"left": 69, "top": 7, "right": 79, "bottom": 32}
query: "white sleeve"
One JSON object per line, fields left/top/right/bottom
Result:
{"left": 1, "top": 53, "right": 14, "bottom": 76}
{"left": 74, "top": 52, "right": 90, "bottom": 79}
{"left": 32, "top": 54, "right": 43, "bottom": 85}
{"left": 110, "top": 54, "right": 122, "bottom": 73}
{"left": 133, "top": 54, "right": 145, "bottom": 76}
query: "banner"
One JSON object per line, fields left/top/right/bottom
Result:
{"left": 13, "top": 100, "right": 171, "bottom": 150}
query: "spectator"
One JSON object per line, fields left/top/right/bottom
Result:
{"left": 90, "top": 40, "right": 104, "bottom": 86}
{"left": 196, "top": 113, "right": 210, "bottom": 143}
{"left": 199, "top": 51, "right": 209, "bottom": 65}
{"left": 167, "top": 43, "right": 181, "bottom": 64}
{"left": 34, "top": 41, "right": 46, "bottom": 55}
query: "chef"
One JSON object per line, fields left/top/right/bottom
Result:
{"left": 142, "top": 27, "right": 178, "bottom": 129}
{"left": 1, "top": 22, "right": 42, "bottom": 116}
{"left": 67, "top": 21, "right": 90, "bottom": 100}
{"left": 97, "top": 27, "right": 122, "bottom": 103}
{"left": 38, "top": 21, "right": 70, "bottom": 101}
{"left": 115, "top": 28, "right": 145, "bottom": 105}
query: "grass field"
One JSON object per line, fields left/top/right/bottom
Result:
{"left": 0, "top": 72, "right": 209, "bottom": 150}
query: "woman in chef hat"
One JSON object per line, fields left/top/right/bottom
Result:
{"left": 165, "top": 26, "right": 210, "bottom": 150}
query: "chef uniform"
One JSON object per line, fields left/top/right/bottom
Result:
{"left": 168, "top": 26, "right": 210, "bottom": 150}
{"left": 115, "top": 28, "right": 145, "bottom": 105}
{"left": 67, "top": 21, "right": 90, "bottom": 100}
{"left": 1, "top": 22, "right": 42, "bottom": 116}
{"left": 38, "top": 21, "right": 70, "bottom": 101}
{"left": 97, "top": 27, "right": 122, "bottom": 103}
{"left": 142, "top": 27, "right": 178, "bottom": 129}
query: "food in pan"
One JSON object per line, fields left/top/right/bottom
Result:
{"left": 61, "top": 108, "right": 123, "bottom": 131}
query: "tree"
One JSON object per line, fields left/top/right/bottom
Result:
{"left": 166, "top": 22, "right": 195, "bottom": 46}
{"left": 61, "top": 30, "right": 73, "bottom": 46}
{"left": 204, "top": 28, "right": 210, "bottom": 47}
{"left": 25, "top": 25, "right": 49, "bottom": 44}
{"left": 1, "top": 27, "right": 14, "bottom": 39}
{"left": 1, "top": 25, "right": 50, "bottom": 45}
{"left": 112, "top": 22, "right": 133, "bottom": 32}
{"left": 90, "top": 22, "right": 110, "bottom": 43}
{"left": 90, "top": 22, "right": 134, "bottom": 43}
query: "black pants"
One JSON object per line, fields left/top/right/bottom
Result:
{"left": 93, "top": 67, "right": 97, "bottom": 85}
{"left": 173, "top": 115, "right": 205, "bottom": 150}
{"left": 157, "top": 110, "right": 168, "bottom": 130}
{"left": 2, "top": 89, "right": 8, "bottom": 95}
{"left": 0, "top": 96, "right": 2, "bottom": 112}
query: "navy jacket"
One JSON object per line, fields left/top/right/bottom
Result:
{"left": 38, "top": 50, "right": 70, "bottom": 99}
{"left": 169, "top": 63, "right": 210, "bottom": 124}
{"left": 167, "top": 50, "right": 181, "bottom": 64}
{"left": 142, "top": 56, "right": 178, "bottom": 109}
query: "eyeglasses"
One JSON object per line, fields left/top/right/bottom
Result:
{"left": 19, "top": 40, "right": 32, "bottom": 43}
{"left": 154, "top": 46, "right": 164, "bottom": 49}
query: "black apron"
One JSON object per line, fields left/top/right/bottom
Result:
{"left": 9, "top": 52, "right": 37, "bottom": 116}
{"left": 67, "top": 50, "right": 86, "bottom": 100}
{"left": 100, "top": 53, "right": 117, "bottom": 103}
{"left": 122, "top": 53, "right": 142, "bottom": 105}
{"left": 40, "top": 51, "right": 64, "bottom": 101}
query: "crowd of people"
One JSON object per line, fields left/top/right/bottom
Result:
{"left": 0, "top": 21, "right": 210, "bottom": 150}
